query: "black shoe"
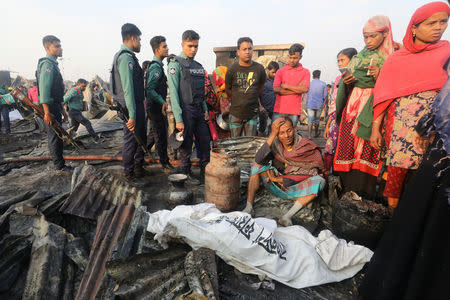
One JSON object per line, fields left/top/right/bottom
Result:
{"left": 57, "top": 165, "right": 74, "bottom": 173}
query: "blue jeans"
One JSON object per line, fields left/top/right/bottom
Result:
{"left": 307, "top": 109, "right": 322, "bottom": 125}
{"left": 272, "top": 112, "right": 299, "bottom": 128}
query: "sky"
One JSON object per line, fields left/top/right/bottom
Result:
{"left": 1, "top": 0, "right": 449, "bottom": 84}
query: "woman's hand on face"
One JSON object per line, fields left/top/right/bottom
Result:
{"left": 270, "top": 118, "right": 286, "bottom": 137}
{"left": 370, "top": 128, "right": 383, "bottom": 150}
{"left": 366, "top": 65, "right": 380, "bottom": 79}
{"left": 343, "top": 73, "right": 356, "bottom": 85}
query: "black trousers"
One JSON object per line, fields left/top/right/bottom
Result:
{"left": 147, "top": 102, "right": 169, "bottom": 164}
{"left": 68, "top": 109, "right": 98, "bottom": 139}
{"left": 0, "top": 105, "right": 10, "bottom": 133}
{"left": 179, "top": 104, "right": 210, "bottom": 172}
{"left": 44, "top": 103, "right": 65, "bottom": 169}
{"left": 122, "top": 101, "right": 146, "bottom": 173}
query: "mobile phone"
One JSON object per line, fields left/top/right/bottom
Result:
{"left": 367, "top": 58, "right": 378, "bottom": 75}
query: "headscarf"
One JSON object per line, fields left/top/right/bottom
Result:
{"left": 335, "top": 15, "right": 395, "bottom": 140}
{"left": 213, "top": 66, "right": 227, "bottom": 92}
{"left": 373, "top": 2, "right": 450, "bottom": 120}
{"left": 212, "top": 66, "right": 231, "bottom": 113}
{"left": 363, "top": 15, "right": 394, "bottom": 59}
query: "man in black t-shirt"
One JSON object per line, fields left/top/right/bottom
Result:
{"left": 225, "top": 37, "right": 266, "bottom": 137}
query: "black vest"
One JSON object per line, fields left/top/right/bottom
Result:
{"left": 110, "top": 49, "right": 144, "bottom": 105}
{"left": 36, "top": 57, "right": 64, "bottom": 103}
{"left": 172, "top": 56, "right": 205, "bottom": 105}
{"left": 147, "top": 60, "right": 167, "bottom": 104}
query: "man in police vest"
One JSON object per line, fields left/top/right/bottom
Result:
{"left": 110, "top": 23, "right": 146, "bottom": 180}
{"left": 64, "top": 78, "right": 103, "bottom": 143}
{"left": 146, "top": 35, "right": 173, "bottom": 172}
{"left": 168, "top": 30, "right": 210, "bottom": 183}
{"left": 37, "top": 35, "right": 72, "bottom": 172}
{"left": 0, "top": 85, "right": 11, "bottom": 135}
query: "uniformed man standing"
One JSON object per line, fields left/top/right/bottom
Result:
{"left": 145, "top": 35, "right": 173, "bottom": 172}
{"left": 168, "top": 30, "right": 210, "bottom": 182}
{"left": 0, "top": 85, "right": 11, "bottom": 135}
{"left": 64, "top": 78, "right": 103, "bottom": 143}
{"left": 37, "top": 35, "right": 72, "bottom": 172}
{"left": 110, "top": 23, "right": 146, "bottom": 179}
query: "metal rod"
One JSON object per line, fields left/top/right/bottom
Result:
{"left": 1, "top": 155, "right": 199, "bottom": 166}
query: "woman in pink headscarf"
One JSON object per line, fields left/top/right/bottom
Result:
{"left": 333, "top": 15, "right": 395, "bottom": 198}
{"left": 370, "top": 1, "right": 450, "bottom": 210}
{"left": 361, "top": 5, "right": 450, "bottom": 299}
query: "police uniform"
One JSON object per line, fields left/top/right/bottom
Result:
{"left": 0, "top": 86, "right": 11, "bottom": 134}
{"left": 36, "top": 54, "right": 66, "bottom": 170}
{"left": 110, "top": 45, "right": 146, "bottom": 175}
{"left": 63, "top": 87, "right": 99, "bottom": 140}
{"left": 145, "top": 56, "right": 170, "bottom": 166}
{"left": 168, "top": 53, "right": 210, "bottom": 174}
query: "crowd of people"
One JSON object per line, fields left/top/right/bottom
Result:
{"left": 0, "top": 1, "right": 449, "bottom": 298}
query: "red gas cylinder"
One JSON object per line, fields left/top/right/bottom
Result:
{"left": 205, "top": 150, "right": 240, "bottom": 211}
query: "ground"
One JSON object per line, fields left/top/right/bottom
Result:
{"left": 0, "top": 117, "right": 368, "bottom": 299}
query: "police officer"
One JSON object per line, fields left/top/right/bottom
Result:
{"left": 168, "top": 30, "right": 210, "bottom": 182}
{"left": 145, "top": 35, "right": 173, "bottom": 172}
{"left": 0, "top": 85, "right": 11, "bottom": 134}
{"left": 110, "top": 23, "right": 146, "bottom": 180}
{"left": 64, "top": 78, "right": 103, "bottom": 143}
{"left": 37, "top": 35, "right": 72, "bottom": 172}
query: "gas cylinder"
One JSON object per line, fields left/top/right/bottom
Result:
{"left": 205, "top": 150, "right": 240, "bottom": 211}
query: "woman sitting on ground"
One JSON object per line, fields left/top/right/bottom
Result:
{"left": 333, "top": 15, "right": 395, "bottom": 199}
{"left": 370, "top": 1, "right": 450, "bottom": 210}
{"left": 242, "top": 117, "right": 326, "bottom": 226}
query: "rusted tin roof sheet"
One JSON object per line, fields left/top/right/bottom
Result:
{"left": 60, "top": 165, "right": 143, "bottom": 220}
{"left": 75, "top": 204, "right": 136, "bottom": 300}
{"left": 73, "top": 204, "right": 149, "bottom": 300}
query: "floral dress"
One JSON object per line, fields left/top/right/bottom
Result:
{"left": 387, "top": 91, "right": 438, "bottom": 169}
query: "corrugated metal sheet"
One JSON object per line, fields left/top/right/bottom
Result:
{"left": 22, "top": 214, "right": 68, "bottom": 299}
{"left": 75, "top": 204, "right": 135, "bottom": 300}
{"left": 214, "top": 137, "right": 266, "bottom": 161}
{"left": 106, "top": 247, "right": 189, "bottom": 299}
{"left": 60, "top": 165, "right": 143, "bottom": 220}
{"left": 74, "top": 204, "right": 150, "bottom": 300}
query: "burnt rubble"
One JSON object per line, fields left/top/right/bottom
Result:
{"left": 0, "top": 119, "right": 389, "bottom": 299}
